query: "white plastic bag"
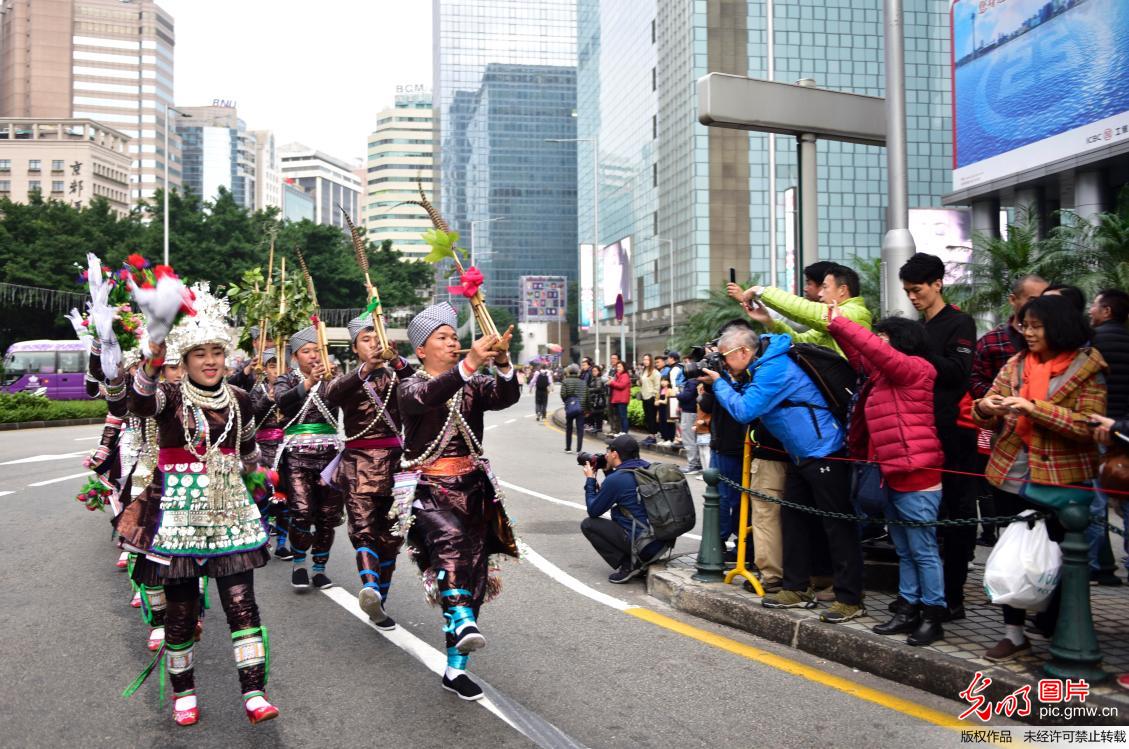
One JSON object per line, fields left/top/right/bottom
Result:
{"left": 983, "top": 510, "right": 1062, "bottom": 612}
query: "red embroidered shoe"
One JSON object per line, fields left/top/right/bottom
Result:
{"left": 116, "top": 552, "right": 129, "bottom": 570}
{"left": 244, "top": 692, "right": 279, "bottom": 725}
{"left": 147, "top": 627, "right": 164, "bottom": 651}
{"left": 130, "top": 591, "right": 142, "bottom": 608}
{"left": 172, "top": 692, "right": 199, "bottom": 726}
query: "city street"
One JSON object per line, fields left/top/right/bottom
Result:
{"left": 0, "top": 408, "right": 989, "bottom": 748}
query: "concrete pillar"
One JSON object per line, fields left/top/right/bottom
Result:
{"left": 971, "top": 198, "right": 1000, "bottom": 239}
{"left": 1074, "top": 169, "right": 1105, "bottom": 226}
{"left": 1014, "top": 187, "right": 1043, "bottom": 237}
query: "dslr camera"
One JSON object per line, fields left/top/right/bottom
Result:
{"left": 575, "top": 451, "right": 608, "bottom": 471}
{"left": 681, "top": 342, "right": 724, "bottom": 380}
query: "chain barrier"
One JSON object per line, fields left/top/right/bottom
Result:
{"left": 715, "top": 473, "right": 1062, "bottom": 529}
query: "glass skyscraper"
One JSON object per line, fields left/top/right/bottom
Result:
{"left": 578, "top": 0, "right": 953, "bottom": 354}
{"left": 433, "top": 0, "right": 578, "bottom": 314}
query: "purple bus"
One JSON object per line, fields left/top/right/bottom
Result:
{"left": 3, "top": 339, "right": 91, "bottom": 400}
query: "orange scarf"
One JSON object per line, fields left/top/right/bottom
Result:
{"left": 1014, "top": 350, "right": 1075, "bottom": 446}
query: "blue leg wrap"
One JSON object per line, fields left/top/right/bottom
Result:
{"left": 446, "top": 646, "right": 469, "bottom": 670}
{"left": 442, "top": 605, "right": 476, "bottom": 635}
{"left": 311, "top": 552, "right": 328, "bottom": 573}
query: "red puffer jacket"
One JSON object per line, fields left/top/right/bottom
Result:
{"left": 828, "top": 317, "right": 943, "bottom": 492}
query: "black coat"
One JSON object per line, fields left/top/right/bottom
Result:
{"left": 1093, "top": 321, "right": 1129, "bottom": 418}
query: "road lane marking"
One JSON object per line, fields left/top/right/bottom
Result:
{"left": 0, "top": 491, "right": 14, "bottom": 498}
{"left": 74, "top": 436, "right": 100, "bottom": 441}
{"left": 0, "top": 451, "right": 87, "bottom": 466}
{"left": 484, "top": 424, "right": 498, "bottom": 431}
{"left": 504, "top": 418, "right": 516, "bottom": 424}
{"left": 321, "top": 586, "right": 588, "bottom": 749}
{"left": 512, "top": 539, "right": 965, "bottom": 731}
{"left": 28, "top": 471, "right": 89, "bottom": 487}
{"left": 500, "top": 480, "right": 702, "bottom": 542}
{"left": 523, "top": 414, "right": 536, "bottom": 418}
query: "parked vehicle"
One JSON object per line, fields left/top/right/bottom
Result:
{"left": 3, "top": 340, "right": 90, "bottom": 399}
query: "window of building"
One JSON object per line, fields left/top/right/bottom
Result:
{"left": 28, "top": 160, "right": 41, "bottom": 172}
{"left": 52, "top": 181, "right": 65, "bottom": 193}
{"left": 653, "top": 115, "right": 657, "bottom": 140}
{"left": 0, "top": 181, "right": 11, "bottom": 192}
{"left": 0, "top": 160, "right": 10, "bottom": 172}
{"left": 652, "top": 67, "right": 656, "bottom": 91}
{"left": 51, "top": 160, "right": 64, "bottom": 172}
{"left": 652, "top": 163, "right": 657, "bottom": 187}
{"left": 651, "top": 19, "right": 656, "bottom": 44}
{"left": 653, "top": 211, "right": 659, "bottom": 236}
{"left": 28, "top": 180, "right": 40, "bottom": 192}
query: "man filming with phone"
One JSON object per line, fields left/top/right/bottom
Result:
{"left": 579, "top": 435, "right": 674, "bottom": 584}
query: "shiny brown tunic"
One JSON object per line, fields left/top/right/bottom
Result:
{"left": 117, "top": 377, "right": 269, "bottom": 583}
{"left": 321, "top": 359, "right": 413, "bottom": 496}
{"left": 273, "top": 370, "right": 338, "bottom": 470}
{"left": 249, "top": 380, "right": 283, "bottom": 468}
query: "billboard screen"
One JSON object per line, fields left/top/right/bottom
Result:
{"left": 601, "top": 237, "right": 632, "bottom": 309}
{"left": 951, "top": 0, "right": 1129, "bottom": 192}
{"left": 519, "top": 275, "right": 567, "bottom": 323}
{"left": 908, "top": 208, "right": 972, "bottom": 286}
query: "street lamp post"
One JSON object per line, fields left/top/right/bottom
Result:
{"left": 163, "top": 104, "right": 190, "bottom": 267}
{"left": 546, "top": 136, "right": 600, "bottom": 366}
{"left": 656, "top": 237, "right": 674, "bottom": 345}
{"left": 469, "top": 216, "right": 505, "bottom": 339}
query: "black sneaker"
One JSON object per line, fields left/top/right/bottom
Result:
{"left": 358, "top": 587, "right": 386, "bottom": 622}
{"left": 607, "top": 565, "right": 644, "bottom": 584}
{"left": 291, "top": 567, "right": 310, "bottom": 589}
{"left": 454, "top": 625, "right": 486, "bottom": 654}
{"left": 274, "top": 545, "right": 294, "bottom": 561}
{"left": 372, "top": 616, "right": 397, "bottom": 631}
{"left": 442, "top": 673, "right": 484, "bottom": 701}
{"left": 312, "top": 572, "right": 334, "bottom": 590}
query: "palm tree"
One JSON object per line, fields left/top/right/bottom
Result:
{"left": 671, "top": 276, "right": 761, "bottom": 353}
{"left": 851, "top": 254, "right": 882, "bottom": 320}
{"left": 1054, "top": 187, "right": 1129, "bottom": 295}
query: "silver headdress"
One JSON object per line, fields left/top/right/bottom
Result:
{"left": 164, "top": 282, "right": 233, "bottom": 357}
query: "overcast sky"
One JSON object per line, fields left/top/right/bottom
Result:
{"left": 159, "top": 0, "right": 433, "bottom": 165}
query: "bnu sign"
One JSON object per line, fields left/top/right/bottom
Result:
{"left": 212, "top": 99, "right": 238, "bottom": 109}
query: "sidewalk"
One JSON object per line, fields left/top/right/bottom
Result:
{"left": 549, "top": 407, "right": 685, "bottom": 459}
{"left": 648, "top": 551, "right": 1129, "bottom": 725}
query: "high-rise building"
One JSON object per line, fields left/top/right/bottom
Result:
{"left": 278, "top": 142, "right": 360, "bottom": 229}
{"left": 364, "top": 85, "right": 434, "bottom": 260}
{"left": 282, "top": 179, "right": 315, "bottom": 222}
{"left": 577, "top": 0, "right": 953, "bottom": 354}
{"left": 0, "top": 0, "right": 179, "bottom": 205}
{"left": 177, "top": 104, "right": 256, "bottom": 211}
{"left": 250, "top": 129, "right": 281, "bottom": 212}
{"left": 0, "top": 118, "right": 132, "bottom": 215}
{"left": 434, "top": 0, "right": 578, "bottom": 313}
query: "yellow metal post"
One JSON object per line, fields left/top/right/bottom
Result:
{"left": 724, "top": 433, "right": 762, "bottom": 593}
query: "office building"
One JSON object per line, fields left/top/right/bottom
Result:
{"left": 577, "top": 0, "right": 953, "bottom": 355}
{"left": 364, "top": 85, "right": 434, "bottom": 260}
{"left": 250, "top": 129, "right": 281, "bottom": 212}
{"left": 433, "top": 0, "right": 578, "bottom": 313}
{"left": 177, "top": 104, "right": 256, "bottom": 210}
{"left": 0, "top": 118, "right": 131, "bottom": 214}
{"left": 0, "top": 0, "right": 179, "bottom": 205}
{"left": 282, "top": 179, "right": 315, "bottom": 222}
{"left": 278, "top": 142, "right": 360, "bottom": 229}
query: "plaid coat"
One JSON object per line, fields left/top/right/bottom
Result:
{"left": 972, "top": 347, "right": 1107, "bottom": 488}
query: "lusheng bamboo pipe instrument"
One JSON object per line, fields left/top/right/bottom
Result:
{"left": 254, "top": 236, "right": 276, "bottom": 376}
{"left": 294, "top": 247, "right": 333, "bottom": 380}
{"left": 274, "top": 256, "right": 286, "bottom": 371}
{"left": 337, "top": 203, "right": 395, "bottom": 360}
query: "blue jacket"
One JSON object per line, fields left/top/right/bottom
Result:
{"left": 711, "top": 334, "right": 844, "bottom": 460}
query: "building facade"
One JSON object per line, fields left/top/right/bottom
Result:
{"left": 278, "top": 142, "right": 360, "bottom": 229}
{"left": 177, "top": 104, "right": 256, "bottom": 210}
{"left": 0, "top": 118, "right": 131, "bottom": 214}
{"left": 433, "top": 0, "right": 579, "bottom": 313}
{"left": 577, "top": 0, "right": 953, "bottom": 355}
{"left": 364, "top": 85, "right": 434, "bottom": 260}
{"left": 282, "top": 179, "right": 315, "bottom": 222}
{"left": 250, "top": 129, "right": 281, "bottom": 212}
{"left": 0, "top": 0, "right": 179, "bottom": 205}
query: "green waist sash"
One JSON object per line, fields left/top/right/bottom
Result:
{"left": 284, "top": 423, "right": 337, "bottom": 437}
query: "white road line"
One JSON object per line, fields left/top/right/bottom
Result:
{"left": 500, "top": 479, "right": 702, "bottom": 541}
{"left": 518, "top": 541, "right": 634, "bottom": 612}
{"left": 504, "top": 418, "right": 516, "bottom": 424}
{"left": 73, "top": 436, "right": 100, "bottom": 441}
{"left": 0, "top": 451, "right": 88, "bottom": 466}
{"left": 321, "top": 586, "right": 586, "bottom": 748}
{"left": 484, "top": 424, "right": 498, "bottom": 431}
{"left": 0, "top": 491, "right": 14, "bottom": 498}
{"left": 523, "top": 414, "right": 536, "bottom": 418}
{"left": 28, "top": 471, "right": 89, "bottom": 487}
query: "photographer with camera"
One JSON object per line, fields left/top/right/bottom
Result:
{"left": 701, "top": 326, "right": 865, "bottom": 623}
{"left": 579, "top": 435, "right": 674, "bottom": 584}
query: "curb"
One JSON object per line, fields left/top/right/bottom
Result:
{"left": 0, "top": 417, "right": 104, "bottom": 431}
{"left": 647, "top": 563, "right": 1128, "bottom": 726}
{"left": 549, "top": 407, "right": 685, "bottom": 458}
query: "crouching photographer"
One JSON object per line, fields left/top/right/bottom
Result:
{"left": 579, "top": 435, "right": 689, "bottom": 583}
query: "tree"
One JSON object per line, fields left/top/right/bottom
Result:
{"left": 670, "top": 277, "right": 761, "bottom": 354}
{"left": 1053, "top": 186, "right": 1129, "bottom": 295}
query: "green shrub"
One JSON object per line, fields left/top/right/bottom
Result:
{"left": 0, "top": 393, "right": 107, "bottom": 423}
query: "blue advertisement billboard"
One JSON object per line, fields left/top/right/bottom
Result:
{"left": 951, "top": 0, "right": 1129, "bottom": 191}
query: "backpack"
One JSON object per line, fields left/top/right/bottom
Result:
{"left": 628, "top": 463, "right": 696, "bottom": 542}
{"left": 534, "top": 371, "right": 550, "bottom": 392}
{"left": 588, "top": 382, "right": 607, "bottom": 412}
{"left": 771, "top": 342, "right": 858, "bottom": 432}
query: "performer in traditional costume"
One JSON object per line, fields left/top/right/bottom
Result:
{"left": 249, "top": 347, "right": 292, "bottom": 559}
{"left": 273, "top": 325, "right": 344, "bottom": 590}
{"left": 320, "top": 314, "right": 412, "bottom": 629}
{"left": 397, "top": 302, "right": 521, "bottom": 701}
{"left": 116, "top": 284, "right": 278, "bottom": 727}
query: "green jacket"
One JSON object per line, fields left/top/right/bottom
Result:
{"left": 560, "top": 376, "right": 589, "bottom": 411}
{"left": 759, "top": 287, "right": 872, "bottom": 357}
